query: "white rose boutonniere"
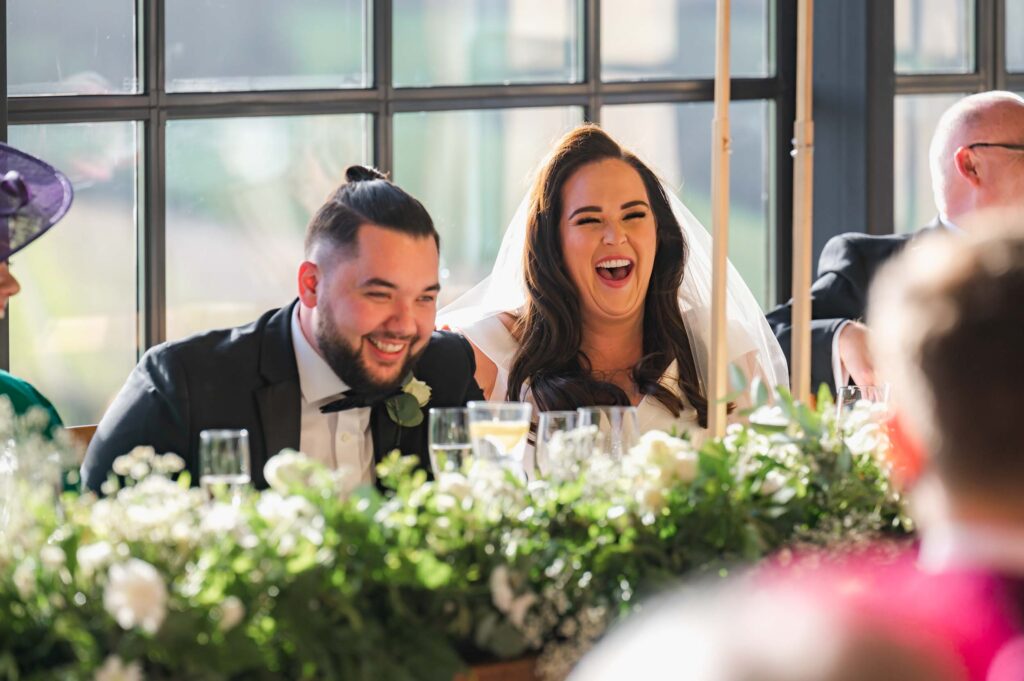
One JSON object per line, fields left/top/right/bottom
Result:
{"left": 385, "top": 374, "right": 432, "bottom": 428}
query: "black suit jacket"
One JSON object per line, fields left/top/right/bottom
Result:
{"left": 766, "top": 221, "right": 942, "bottom": 393}
{"left": 82, "top": 301, "right": 484, "bottom": 491}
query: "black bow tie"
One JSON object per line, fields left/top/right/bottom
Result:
{"left": 319, "top": 387, "right": 399, "bottom": 414}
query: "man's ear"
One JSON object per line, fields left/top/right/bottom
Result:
{"left": 953, "top": 146, "right": 982, "bottom": 186}
{"left": 297, "top": 261, "right": 320, "bottom": 308}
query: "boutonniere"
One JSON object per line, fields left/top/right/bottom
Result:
{"left": 385, "top": 374, "right": 432, "bottom": 428}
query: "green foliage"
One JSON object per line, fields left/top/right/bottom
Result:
{"left": 0, "top": 395, "right": 909, "bottom": 680}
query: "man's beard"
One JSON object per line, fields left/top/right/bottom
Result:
{"left": 315, "top": 303, "right": 425, "bottom": 397}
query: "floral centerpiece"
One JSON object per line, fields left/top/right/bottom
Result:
{"left": 0, "top": 387, "right": 909, "bottom": 681}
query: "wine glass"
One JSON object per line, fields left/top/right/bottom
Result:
{"left": 199, "top": 429, "right": 251, "bottom": 502}
{"left": 534, "top": 411, "right": 579, "bottom": 477}
{"left": 836, "top": 384, "right": 891, "bottom": 420}
{"left": 428, "top": 407, "right": 472, "bottom": 476}
{"left": 577, "top": 406, "right": 640, "bottom": 460}
{"left": 467, "top": 402, "right": 532, "bottom": 478}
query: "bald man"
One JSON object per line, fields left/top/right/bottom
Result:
{"left": 767, "top": 91, "right": 1024, "bottom": 394}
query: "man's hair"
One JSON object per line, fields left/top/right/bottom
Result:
{"left": 870, "top": 216, "right": 1024, "bottom": 499}
{"left": 304, "top": 165, "right": 439, "bottom": 259}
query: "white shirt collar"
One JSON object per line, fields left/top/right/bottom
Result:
{"left": 290, "top": 304, "right": 349, "bottom": 405}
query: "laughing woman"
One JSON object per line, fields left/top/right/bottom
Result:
{"left": 441, "top": 125, "right": 787, "bottom": 437}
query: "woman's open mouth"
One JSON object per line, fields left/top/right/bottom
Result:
{"left": 595, "top": 257, "right": 635, "bottom": 284}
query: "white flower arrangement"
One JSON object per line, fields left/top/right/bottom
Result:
{"left": 0, "top": 393, "right": 907, "bottom": 681}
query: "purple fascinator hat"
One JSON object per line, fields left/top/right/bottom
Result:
{"left": 0, "top": 143, "right": 74, "bottom": 262}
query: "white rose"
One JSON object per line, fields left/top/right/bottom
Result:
{"left": 13, "top": 559, "right": 35, "bottom": 599}
{"left": 40, "top": 545, "right": 66, "bottom": 571}
{"left": 436, "top": 472, "right": 471, "bottom": 501}
{"left": 672, "top": 451, "right": 699, "bottom": 483}
{"left": 77, "top": 541, "right": 114, "bottom": 578}
{"left": 94, "top": 655, "right": 143, "bottom": 681}
{"left": 489, "top": 565, "right": 515, "bottom": 613}
{"left": 636, "top": 484, "right": 666, "bottom": 513}
{"left": 263, "top": 450, "right": 330, "bottom": 493}
{"left": 201, "top": 502, "right": 244, "bottom": 535}
{"left": 103, "top": 559, "right": 168, "bottom": 634}
{"left": 404, "top": 377, "right": 432, "bottom": 406}
{"left": 760, "top": 469, "right": 787, "bottom": 495}
{"left": 218, "top": 595, "right": 245, "bottom": 631}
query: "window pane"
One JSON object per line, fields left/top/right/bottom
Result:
{"left": 394, "top": 107, "right": 583, "bottom": 304}
{"left": 7, "top": 0, "right": 137, "bottom": 95}
{"left": 7, "top": 123, "right": 139, "bottom": 425}
{"left": 601, "top": 0, "right": 772, "bottom": 81}
{"left": 1008, "top": 1, "right": 1024, "bottom": 72}
{"left": 166, "top": 0, "right": 370, "bottom": 92}
{"left": 166, "top": 115, "right": 370, "bottom": 341}
{"left": 394, "top": 0, "right": 579, "bottom": 87}
{"left": 602, "top": 101, "right": 775, "bottom": 308}
{"left": 895, "top": 0, "right": 974, "bottom": 74}
{"left": 894, "top": 94, "right": 965, "bottom": 234}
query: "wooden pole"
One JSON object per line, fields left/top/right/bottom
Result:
{"left": 708, "top": 0, "right": 731, "bottom": 438}
{"left": 790, "top": 0, "right": 815, "bottom": 403}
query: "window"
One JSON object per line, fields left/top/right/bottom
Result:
{"left": 892, "top": 0, "right": 1024, "bottom": 233}
{"left": 3, "top": 0, "right": 789, "bottom": 424}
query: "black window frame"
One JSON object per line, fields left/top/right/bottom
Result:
{"left": 0, "top": 0, "right": 797, "bottom": 388}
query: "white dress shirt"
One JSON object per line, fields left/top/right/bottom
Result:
{"left": 289, "top": 306, "right": 375, "bottom": 484}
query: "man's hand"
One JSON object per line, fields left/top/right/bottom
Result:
{"left": 838, "top": 321, "right": 877, "bottom": 386}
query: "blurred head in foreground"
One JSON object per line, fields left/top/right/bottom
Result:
{"left": 870, "top": 216, "right": 1024, "bottom": 530}
{"left": 569, "top": 568, "right": 968, "bottom": 681}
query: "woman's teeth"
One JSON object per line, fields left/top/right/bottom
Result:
{"left": 596, "top": 259, "right": 633, "bottom": 281}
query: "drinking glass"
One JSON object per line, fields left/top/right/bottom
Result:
{"left": 428, "top": 407, "right": 472, "bottom": 475}
{"left": 836, "top": 384, "right": 891, "bottom": 420}
{"left": 199, "top": 429, "right": 251, "bottom": 501}
{"left": 534, "top": 411, "right": 579, "bottom": 477}
{"left": 467, "top": 402, "right": 532, "bottom": 477}
{"left": 577, "top": 406, "right": 640, "bottom": 459}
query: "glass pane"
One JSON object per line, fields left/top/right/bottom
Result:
{"left": 7, "top": 123, "right": 139, "bottom": 425}
{"left": 894, "top": 93, "right": 965, "bottom": 234}
{"left": 602, "top": 101, "right": 775, "bottom": 308}
{"left": 165, "top": 115, "right": 371, "bottom": 341}
{"left": 166, "top": 0, "right": 370, "bottom": 92}
{"left": 394, "top": 107, "right": 583, "bottom": 305}
{"left": 601, "top": 0, "right": 772, "bottom": 81}
{"left": 895, "top": 0, "right": 974, "bottom": 74}
{"left": 394, "top": 0, "right": 579, "bottom": 87}
{"left": 7, "top": 0, "right": 138, "bottom": 96}
{"left": 1008, "top": 1, "right": 1024, "bottom": 72}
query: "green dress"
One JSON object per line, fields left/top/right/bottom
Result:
{"left": 0, "top": 369, "right": 63, "bottom": 436}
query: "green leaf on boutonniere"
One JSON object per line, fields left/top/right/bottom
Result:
{"left": 386, "top": 392, "right": 424, "bottom": 427}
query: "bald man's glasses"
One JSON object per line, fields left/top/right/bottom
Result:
{"left": 966, "top": 142, "right": 1024, "bottom": 152}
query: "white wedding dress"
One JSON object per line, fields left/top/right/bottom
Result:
{"left": 460, "top": 313, "right": 709, "bottom": 438}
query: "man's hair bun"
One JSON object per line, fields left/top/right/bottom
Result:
{"left": 345, "top": 165, "right": 387, "bottom": 183}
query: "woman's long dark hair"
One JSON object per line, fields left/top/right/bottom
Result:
{"left": 506, "top": 125, "right": 710, "bottom": 427}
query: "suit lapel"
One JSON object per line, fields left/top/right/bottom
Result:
{"left": 252, "top": 301, "right": 302, "bottom": 483}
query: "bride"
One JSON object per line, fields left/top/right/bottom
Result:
{"left": 440, "top": 124, "right": 787, "bottom": 435}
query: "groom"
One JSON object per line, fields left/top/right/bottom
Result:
{"left": 82, "top": 166, "right": 484, "bottom": 491}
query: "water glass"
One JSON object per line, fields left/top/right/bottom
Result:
{"left": 467, "top": 401, "right": 532, "bottom": 476}
{"left": 535, "top": 411, "right": 579, "bottom": 477}
{"left": 836, "top": 384, "right": 891, "bottom": 420}
{"left": 577, "top": 406, "right": 640, "bottom": 459}
{"left": 428, "top": 407, "right": 472, "bottom": 475}
{"left": 199, "top": 429, "right": 251, "bottom": 501}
